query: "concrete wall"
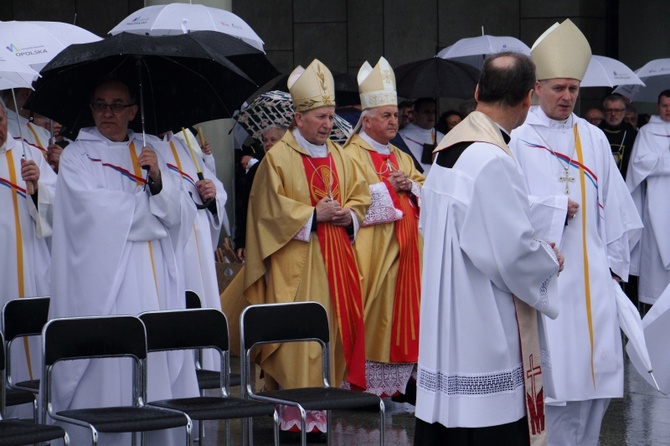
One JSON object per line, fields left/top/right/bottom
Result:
{"left": 3, "top": 0, "right": 670, "bottom": 224}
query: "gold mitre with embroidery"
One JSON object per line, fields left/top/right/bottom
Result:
{"left": 357, "top": 57, "right": 397, "bottom": 110}
{"left": 287, "top": 59, "right": 335, "bottom": 112}
{"left": 531, "top": 19, "right": 591, "bottom": 81}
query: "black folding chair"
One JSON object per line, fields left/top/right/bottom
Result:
{"left": 240, "top": 302, "right": 385, "bottom": 446}
{"left": 0, "top": 331, "right": 69, "bottom": 445}
{"left": 139, "top": 308, "right": 278, "bottom": 445}
{"left": 185, "top": 291, "right": 241, "bottom": 392}
{"left": 2, "top": 297, "right": 50, "bottom": 394}
{"left": 42, "top": 315, "right": 191, "bottom": 445}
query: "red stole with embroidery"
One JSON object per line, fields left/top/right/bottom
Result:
{"left": 369, "top": 151, "right": 421, "bottom": 362}
{"left": 301, "top": 153, "right": 366, "bottom": 388}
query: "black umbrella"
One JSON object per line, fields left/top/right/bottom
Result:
{"left": 394, "top": 57, "right": 480, "bottom": 99}
{"left": 26, "top": 31, "right": 279, "bottom": 140}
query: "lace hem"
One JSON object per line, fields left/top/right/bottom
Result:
{"left": 278, "top": 406, "right": 327, "bottom": 433}
{"left": 363, "top": 182, "right": 403, "bottom": 226}
{"left": 358, "top": 360, "right": 416, "bottom": 397}
{"left": 294, "top": 213, "right": 313, "bottom": 242}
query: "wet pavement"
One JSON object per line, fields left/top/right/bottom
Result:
{"left": 199, "top": 357, "right": 670, "bottom": 445}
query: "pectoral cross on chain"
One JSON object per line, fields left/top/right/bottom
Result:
{"left": 559, "top": 166, "right": 575, "bottom": 195}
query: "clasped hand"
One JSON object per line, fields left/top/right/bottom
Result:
{"left": 316, "top": 197, "right": 352, "bottom": 226}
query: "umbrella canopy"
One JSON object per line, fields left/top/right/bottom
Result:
{"left": 110, "top": 3, "right": 264, "bottom": 52}
{"left": 0, "top": 54, "right": 39, "bottom": 90}
{"left": 438, "top": 35, "right": 530, "bottom": 69}
{"left": 235, "top": 90, "right": 353, "bottom": 144}
{"left": 581, "top": 55, "right": 645, "bottom": 88}
{"left": 394, "top": 57, "right": 479, "bottom": 99}
{"left": 627, "top": 280, "right": 670, "bottom": 394}
{"left": 614, "top": 58, "right": 670, "bottom": 102}
{"left": 0, "top": 21, "right": 101, "bottom": 74}
{"left": 26, "top": 31, "right": 279, "bottom": 139}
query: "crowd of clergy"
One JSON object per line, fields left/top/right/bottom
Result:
{"left": 2, "top": 15, "right": 669, "bottom": 446}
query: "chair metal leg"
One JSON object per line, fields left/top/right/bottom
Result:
{"left": 379, "top": 399, "right": 386, "bottom": 446}
{"left": 271, "top": 410, "right": 280, "bottom": 446}
{"left": 326, "top": 409, "right": 332, "bottom": 446}
{"left": 299, "top": 405, "right": 307, "bottom": 446}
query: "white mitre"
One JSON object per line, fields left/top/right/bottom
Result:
{"left": 531, "top": 19, "right": 592, "bottom": 81}
{"left": 357, "top": 56, "right": 397, "bottom": 110}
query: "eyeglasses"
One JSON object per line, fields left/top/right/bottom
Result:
{"left": 90, "top": 102, "right": 135, "bottom": 113}
{"left": 604, "top": 108, "right": 626, "bottom": 114}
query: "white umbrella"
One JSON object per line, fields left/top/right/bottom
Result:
{"left": 0, "top": 21, "right": 102, "bottom": 74}
{"left": 581, "top": 55, "right": 645, "bottom": 88}
{"left": 109, "top": 3, "right": 265, "bottom": 52}
{"left": 614, "top": 58, "right": 670, "bottom": 102}
{"left": 0, "top": 54, "right": 39, "bottom": 91}
{"left": 625, "top": 280, "right": 670, "bottom": 395}
{"left": 437, "top": 35, "right": 530, "bottom": 69}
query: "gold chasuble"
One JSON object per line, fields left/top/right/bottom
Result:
{"left": 242, "top": 131, "right": 370, "bottom": 390}
{"left": 366, "top": 150, "right": 422, "bottom": 362}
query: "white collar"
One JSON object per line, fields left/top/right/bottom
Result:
{"left": 293, "top": 128, "right": 328, "bottom": 158}
{"left": 360, "top": 130, "right": 391, "bottom": 154}
{"left": 532, "top": 106, "right": 574, "bottom": 129}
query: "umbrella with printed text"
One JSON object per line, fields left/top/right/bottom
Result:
{"left": 614, "top": 58, "right": 670, "bottom": 102}
{"left": 0, "top": 21, "right": 102, "bottom": 74}
{"left": 581, "top": 55, "right": 645, "bottom": 88}
{"left": 109, "top": 2, "right": 265, "bottom": 52}
{"left": 25, "top": 31, "right": 279, "bottom": 141}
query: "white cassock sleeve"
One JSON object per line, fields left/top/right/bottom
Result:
{"left": 459, "top": 153, "right": 560, "bottom": 318}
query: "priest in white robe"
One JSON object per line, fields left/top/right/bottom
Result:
{"left": 3, "top": 89, "right": 50, "bottom": 155}
{"left": 415, "top": 52, "right": 562, "bottom": 446}
{"left": 398, "top": 98, "right": 443, "bottom": 175}
{"left": 161, "top": 129, "right": 227, "bottom": 371}
{"left": 50, "top": 79, "right": 193, "bottom": 445}
{"left": 625, "top": 89, "right": 670, "bottom": 306}
{"left": 0, "top": 98, "right": 56, "bottom": 417}
{"left": 509, "top": 20, "right": 642, "bottom": 446}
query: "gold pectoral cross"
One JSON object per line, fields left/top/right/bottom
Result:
{"left": 559, "top": 167, "right": 575, "bottom": 195}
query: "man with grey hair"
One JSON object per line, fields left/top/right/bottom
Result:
{"left": 0, "top": 97, "right": 57, "bottom": 417}
{"left": 415, "top": 51, "right": 563, "bottom": 446}
{"left": 599, "top": 94, "right": 637, "bottom": 178}
{"left": 344, "top": 57, "right": 424, "bottom": 404}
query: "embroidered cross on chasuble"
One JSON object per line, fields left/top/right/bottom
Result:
{"left": 301, "top": 154, "right": 367, "bottom": 389}
{"left": 369, "top": 151, "right": 421, "bottom": 362}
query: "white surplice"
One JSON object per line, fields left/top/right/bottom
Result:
{"left": 399, "top": 123, "right": 443, "bottom": 175}
{"left": 510, "top": 107, "right": 642, "bottom": 403}
{"left": 7, "top": 109, "right": 50, "bottom": 154}
{"left": 626, "top": 115, "right": 670, "bottom": 304}
{"left": 416, "top": 113, "right": 560, "bottom": 428}
{"left": 161, "top": 134, "right": 227, "bottom": 371}
{"left": 0, "top": 134, "right": 56, "bottom": 416}
{"left": 50, "top": 127, "right": 193, "bottom": 445}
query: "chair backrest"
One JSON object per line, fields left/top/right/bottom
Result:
{"left": 240, "top": 301, "right": 330, "bottom": 350}
{"left": 185, "top": 290, "right": 202, "bottom": 309}
{"left": 139, "top": 309, "right": 228, "bottom": 353}
{"left": 43, "top": 315, "right": 147, "bottom": 367}
{"left": 240, "top": 302, "right": 331, "bottom": 396}
{"left": 2, "top": 297, "right": 51, "bottom": 341}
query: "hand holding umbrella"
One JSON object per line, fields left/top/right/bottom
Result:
{"left": 137, "top": 145, "right": 161, "bottom": 184}
{"left": 182, "top": 127, "right": 214, "bottom": 209}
